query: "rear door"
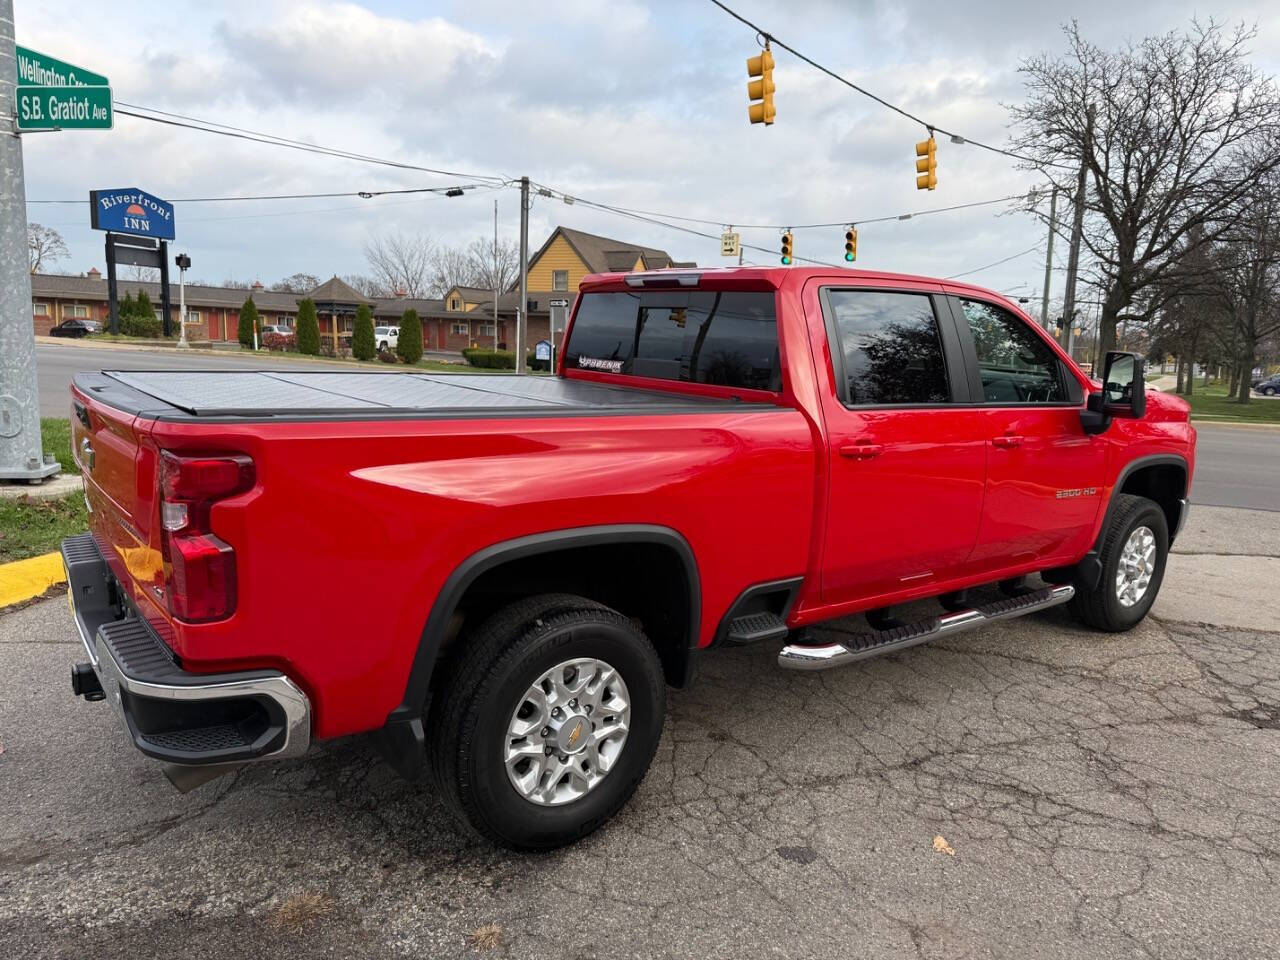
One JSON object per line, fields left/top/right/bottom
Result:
{"left": 812, "top": 281, "right": 990, "bottom": 606}
{"left": 945, "top": 294, "right": 1107, "bottom": 567}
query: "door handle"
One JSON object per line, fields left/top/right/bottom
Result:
{"left": 839, "top": 442, "right": 883, "bottom": 460}
{"left": 992, "top": 434, "right": 1023, "bottom": 448}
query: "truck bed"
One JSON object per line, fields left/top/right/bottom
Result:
{"left": 74, "top": 370, "right": 768, "bottom": 421}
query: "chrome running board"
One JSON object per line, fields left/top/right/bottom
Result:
{"left": 778, "top": 584, "right": 1075, "bottom": 671}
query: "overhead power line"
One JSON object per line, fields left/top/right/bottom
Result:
{"left": 28, "top": 183, "right": 499, "bottom": 204}
{"left": 945, "top": 243, "right": 1043, "bottom": 279}
{"left": 704, "top": 0, "right": 1070, "bottom": 171}
{"left": 112, "top": 102, "right": 509, "bottom": 184}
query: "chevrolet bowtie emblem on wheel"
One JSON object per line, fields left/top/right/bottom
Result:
{"left": 566, "top": 719, "right": 584, "bottom": 749}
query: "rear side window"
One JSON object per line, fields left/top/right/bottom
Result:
{"left": 564, "top": 291, "right": 780, "bottom": 391}
{"left": 825, "top": 290, "right": 951, "bottom": 405}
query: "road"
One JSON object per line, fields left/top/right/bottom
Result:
{"left": 36, "top": 341, "right": 1280, "bottom": 511}
{"left": 2, "top": 505, "right": 1278, "bottom": 959}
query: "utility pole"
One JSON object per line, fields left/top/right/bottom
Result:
{"left": 1061, "top": 104, "right": 1094, "bottom": 362}
{"left": 492, "top": 197, "right": 499, "bottom": 351}
{"left": 516, "top": 176, "right": 530, "bottom": 375}
{"left": 1039, "top": 186, "right": 1058, "bottom": 330}
{"left": 0, "top": 0, "right": 58, "bottom": 482}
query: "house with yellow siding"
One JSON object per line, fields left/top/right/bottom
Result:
{"left": 525, "top": 226, "right": 692, "bottom": 296}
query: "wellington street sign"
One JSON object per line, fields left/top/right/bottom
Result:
{"left": 13, "top": 46, "right": 111, "bottom": 131}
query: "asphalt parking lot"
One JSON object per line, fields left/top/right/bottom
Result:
{"left": 2, "top": 505, "right": 1278, "bottom": 959}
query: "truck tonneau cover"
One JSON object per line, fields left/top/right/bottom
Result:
{"left": 78, "top": 370, "right": 765, "bottom": 420}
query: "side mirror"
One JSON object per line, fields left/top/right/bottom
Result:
{"left": 1101, "top": 351, "right": 1146, "bottom": 419}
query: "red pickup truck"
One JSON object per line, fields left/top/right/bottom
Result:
{"left": 62, "top": 266, "right": 1195, "bottom": 849}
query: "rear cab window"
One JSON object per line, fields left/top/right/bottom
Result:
{"left": 563, "top": 290, "right": 781, "bottom": 392}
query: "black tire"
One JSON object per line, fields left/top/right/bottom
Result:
{"left": 379, "top": 341, "right": 388, "bottom": 351}
{"left": 1069, "top": 493, "right": 1169, "bottom": 632}
{"left": 426, "top": 593, "right": 666, "bottom": 851}
{"left": 1264, "top": 386, "right": 1276, "bottom": 396}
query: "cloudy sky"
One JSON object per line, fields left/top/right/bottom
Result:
{"left": 17, "top": 0, "right": 1280, "bottom": 305}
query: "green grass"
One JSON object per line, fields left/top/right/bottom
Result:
{"left": 40, "top": 418, "right": 79, "bottom": 475}
{"left": 0, "top": 419, "right": 84, "bottom": 564}
{"left": 1175, "top": 384, "right": 1280, "bottom": 423}
{"left": 0, "top": 493, "right": 87, "bottom": 564}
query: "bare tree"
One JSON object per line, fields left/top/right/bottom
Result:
{"left": 364, "top": 231, "right": 434, "bottom": 299}
{"left": 1010, "top": 21, "right": 1280, "bottom": 358}
{"left": 429, "top": 244, "right": 478, "bottom": 298}
{"left": 342, "top": 273, "right": 389, "bottom": 298}
{"left": 1217, "top": 171, "right": 1280, "bottom": 401}
{"left": 271, "top": 272, "right": 321, "bottom": 293}
{"left": 122, "top": 265, "right": 159, "bottom": 282}
{"left": 465, "top": 236, "right": 520, "bottom": 294}
{"left": 28, "top": 223, "right": 69, "bottom": 273}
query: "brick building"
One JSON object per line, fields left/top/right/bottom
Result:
{"left": 29, "top": 226, "right": 689, "bottom": 355}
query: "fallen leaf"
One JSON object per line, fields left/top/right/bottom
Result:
{"left": 267, "top": 892, "right": 333, "bottom": 931}
{"left": 932, "top": 834, "right": 955, "bottom": 856}
{"left": 471, "top": 924, "right": 503, "bottom": 952}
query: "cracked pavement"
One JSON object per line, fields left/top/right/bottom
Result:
{"left": 1, "top": 504, "right": 1277, "bottom": 959}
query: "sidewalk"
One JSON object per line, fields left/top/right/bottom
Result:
{"left": 36, "top": 335, "right": 468, "bottom": 367}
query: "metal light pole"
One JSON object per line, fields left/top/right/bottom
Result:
{"left": 492, "top": 197, "right": 499, "bottom": 351}
{"left": 516, "top": 176, "right": 530, "bottom": 375}
{"left": 0, "top": 0, "right": 58, "bottom": 482}
{"left": 1039, "top": 186, "right": 1058, "bottom": 330}
{"left": 175, "top": 253, "right": 191, "bottom": 349}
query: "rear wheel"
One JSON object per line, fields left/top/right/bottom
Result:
{"left": 1263, "top": 386, "right": 1277, "bottom": 396}
{"left": 379, "top": 340, "right": 388, "bottom": 351}
{"left": 427, "top": 593, "right": 666, "bottom": 850}
{"left": 1069, "top": 494, "right": 1169, "bottom": 632}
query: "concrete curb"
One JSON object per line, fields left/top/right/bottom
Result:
{"left": 0, "top": 474, "right": 82, "bottom": 501}
{"left": 0, "top": 552, "right": 65, "bottom": 609}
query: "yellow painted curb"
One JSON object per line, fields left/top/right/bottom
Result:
{"left": 0, "top": 552, "right": 66, "bottom": 608}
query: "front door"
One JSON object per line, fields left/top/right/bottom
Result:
{"left": 948, "top": 295, "right": 1108, "bottom": 568}
{"left": 815, "top": 283, "right": 990, "bottom": 607}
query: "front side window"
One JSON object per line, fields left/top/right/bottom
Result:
{"left": 960, "top": 298, "right": 1066, "bottom": 403}
{"left": 825, "top": 290, "right": 950, "bottom": 405}
{"left": 553, "top": 270, "right": 569, "bottom": 292}
{"left": 563, "top": 290, "right": 779, "bottom": 391}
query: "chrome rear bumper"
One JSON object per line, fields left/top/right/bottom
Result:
{"left": 62, "top": 533, "right": 311, "bottom": 768}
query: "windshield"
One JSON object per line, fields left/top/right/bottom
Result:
{"left": 563, "top": 290, "right": 780, "bottom": 391}
{"left": 375, "top": 327, "right": 389, "bottom": 335}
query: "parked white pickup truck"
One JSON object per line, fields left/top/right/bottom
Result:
{"left": 374, "top": 326, "right": 400, "bottom": 351}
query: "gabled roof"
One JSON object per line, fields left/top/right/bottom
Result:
{"left": 307, "top": 275, "right": 370, "bottom": 305}
{"left": 525, "top": 226, "right": 684, "bottom": 281}
{"left": 444, "top": 285, "right": 495, "bottom": 301}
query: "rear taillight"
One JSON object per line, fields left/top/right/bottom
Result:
{"left": 159, "top": 451, "right": 254, "bottom": 622}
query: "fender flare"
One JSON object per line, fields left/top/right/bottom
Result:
{"left": 377, "top": 524, "right": 700, "bottom": 778}
{"left": 1062, "top": 453, "right": 1190, "bottom": 591}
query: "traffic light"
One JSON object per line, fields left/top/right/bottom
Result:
{"left": 780, "top": 231, "right": 794, "bottom": 265}
{"left": 915, "top": 136, "right": 937, "bottom": 190}
{"left": 747, "top": 46, "right": 775, "bottom": 125}
{"left": 844, "top": 227, "right": 858, "bottom": 262}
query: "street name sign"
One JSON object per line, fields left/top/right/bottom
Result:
{"left": 15, "top": 45, "right": 108, "bottom": 86}
{"left": 16, "top": 85, "right": 112, "bottom": 130}
{"left": 90, "top": 188, "right": 176, "bottom": 241}
{"left": 14, "top": 46, "right": 111, "bottom": 131}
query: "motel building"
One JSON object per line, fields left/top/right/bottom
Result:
{"left": 30, "top": 227, "right": 692, "bottom": 356}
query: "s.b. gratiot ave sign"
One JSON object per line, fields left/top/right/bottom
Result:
{"left": 90, "top": 188, "right": 176, "bottom": 241}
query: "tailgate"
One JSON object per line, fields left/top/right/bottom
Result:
{"left": 71, "top": 386, "right": 164, "bottom": 610}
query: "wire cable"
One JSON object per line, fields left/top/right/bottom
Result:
{"left": 945, "top": 243, "right": 1043, "bottom": 279}
{"left": 112, "top": 104, "right": 510, "bottom": 183}
{"left": 705, "top": 0, "right": 1070, "bottom": 171}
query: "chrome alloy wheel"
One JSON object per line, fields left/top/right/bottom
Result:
{"left": 1115, "top": 525, "right": 1157, "bottom": 608}
{"left": 504, "top": 658, "right": 631, "bottom": 806}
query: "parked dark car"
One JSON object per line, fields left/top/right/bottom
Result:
{"left": 1255, "top": 374, "right": 1280, "bottom": 396}
{"left": 48, "top": 318, "right": 102, "bottom": 338}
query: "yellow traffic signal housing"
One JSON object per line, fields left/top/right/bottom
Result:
{"left": 915, "top": 137, "right": 937, "bottom": 190}
{"left": 747, "top": 48, "right": 775, "bottom": 125}
{"left": 780, "top": 231, "right": 794, "bottom": 265}
{"left": 844, "top": 228, "right": 858, "bottom": 262}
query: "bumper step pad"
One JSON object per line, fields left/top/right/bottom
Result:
{"left": 778, "top": 584, "right": 1076, "bottom": 671}
{"left": 725, "top": 611, "right": 790, "bottom": 645}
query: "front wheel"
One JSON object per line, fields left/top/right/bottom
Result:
{"left": 1069, "top": 493, "right": 1169, "bottom": 632}
{"left": 427, "top": 593, "right": 666, "bottom": 850}
{"left": 1263, "top": 386, "right": 1276, "bottom": 396}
